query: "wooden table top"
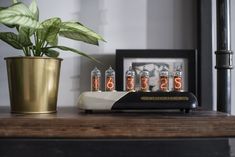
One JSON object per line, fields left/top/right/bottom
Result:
{"left": 0, "top": 107, "right": 235, "bottom": 139}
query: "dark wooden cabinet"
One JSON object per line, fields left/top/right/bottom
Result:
{"left": 0, "top": 107, "right": 235, "bottom": 157}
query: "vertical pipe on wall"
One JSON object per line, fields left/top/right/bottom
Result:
{"left": 199, "top": 0, "right": 214, "bottom": 110}
{"left": 216, "top": 0, "right": 233, "bottom": 113}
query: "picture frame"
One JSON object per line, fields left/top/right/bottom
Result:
{"left": 116, "top": 49, "right": 198, "bottom": 97}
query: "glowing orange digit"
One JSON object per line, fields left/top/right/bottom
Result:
{"left": 160, "top": 77, "right": 168, "bottom": 91}
{"left": 141, "top": 76, "right": 149, "bottom": 91}
{"left": 106, "top": 77, "right": 114, "bottom": 91}
{"left": 174, "top": 77, "right": 182, "bottom": 91}
{"left": 126, "top": 76, "right": 134, "bottom": 91}
{"left": 93, "top": 77, "right": 99, "bottom": 90}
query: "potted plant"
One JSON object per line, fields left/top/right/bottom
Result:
{"left": 0, "top": 0, "right": 104, "bottom": 113}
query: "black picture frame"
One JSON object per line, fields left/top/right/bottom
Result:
{"left": 116, "top": 49, "right": 198, "bottom": 101}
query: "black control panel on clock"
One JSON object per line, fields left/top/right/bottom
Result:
{"left": 78, "top": 91, "right": 198, "bottom": 113}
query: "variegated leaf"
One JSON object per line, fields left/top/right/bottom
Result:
{"left": 0, "top": 3, "right": 40, "bottom": 29}
{"left": 12, "top": 0, "right": 18, "bottom": 4}
{"left": 37, "top": 17, "right": 61, "bottom": 45}
{"left": 29, "top": 0, "right": 39, "bottom": 21}
{"left": 59, "top": 30, "right": 98, "bottom": 45}
{"left": 0, "top": 32, "right": 32, "bottom": 49}
{"left": 44, "top": 49, "right": 59, "bottom": 57}
{"left": 60, "top": 22, "right": 105, "bottom": 42}
{"left": 47, "top": 45, "right": 100, "bottom": 63}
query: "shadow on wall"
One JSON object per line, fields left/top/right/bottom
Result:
{"left": 146, "top": 0, "right": 197, "bottom": 49}
{"left": 0, "top": 0, "right": 198, "bottom": 107}
{"left": 57, "top": 0, "right": 107, "bottom": 106}
{"left": 79, "top": 0, "right": 105, "bottom": 54}
{"left": 79, "top": 54, "right": 115, "bottom": 93}
{"left": 58, "top": 54, "right": 115, "bottom": 106}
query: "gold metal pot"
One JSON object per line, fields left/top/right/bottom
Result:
{"left": 5, "top": 57, "right": 63, "bottom": 114}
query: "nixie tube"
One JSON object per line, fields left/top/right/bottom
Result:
{"left": 159, "top": 66, "right": 169, "bottom": 92}
{"left": 173, "top": 66, "right": 183, "bottom": 91}
{"left": 125, "top": 66, "right": 135, "bottom": 92}
{"left": 91, "top": 67, "right": 101, "bottom": 92}
{"left": 139, "top": 66, "right": 150, "bottom": 92}
{"left": 105, "top": 66, "right": 115, "bottom": 91}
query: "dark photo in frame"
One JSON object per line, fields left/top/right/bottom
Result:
{"left": 115, "top": 49, "right": 198, "bottom": 100}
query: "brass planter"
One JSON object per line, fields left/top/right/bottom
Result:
{"left": 5, "top": 57, "right": 63, "bottom": 114}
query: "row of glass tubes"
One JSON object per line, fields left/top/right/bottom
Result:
{"left": 91, "top": 66, "right": 183, "bottom": 92}
{"left": 91, "top": 66, "right": 115, "bottom": 92}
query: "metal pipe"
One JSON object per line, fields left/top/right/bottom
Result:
{"left": 215, "top": 0, "right": 233, "bottom": 113}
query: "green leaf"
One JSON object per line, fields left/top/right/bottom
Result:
{"left": 47, "top": 45, "right": 101, "bottom": 63}
{"left": 12, "top": 0, "right": 18, "bottom": 4}
{"left": 38, "top": 17, "right": 61, "bottom": 45}
{"left": 59, "top": 22, "right": 99, "bottom": 45}
{"left": 18, "top": 26, "right": 35, "bottom": 45}
{"left": 60, "top": 22, "right": 105, "bottom": 42}
{"left": 3, "top": 24, "right": 18, "bottom": 28}
{"left": 19, "top": 26, "right": 29, "bottom": 38}
{"left": 0, "top": 7, "right": 6, "bottom": 11}
{"left": 44, "top": 49, "right": 59, "bottom": 57}
{"left": 0, "top": 32, "right": 32, "bottom": 49}
{"left": 20, "top": 26, "right": 35, "bottom": 36}
{"left": 0, "top": 7, "right": 19, "bottom": 29}
{"left": 59, "top": 30, "right": 99, "bottom": 45}
{"left": 50, "top": 35, "right": 58, "bottom": 46}
{"left": 0, "top": 3, "right": 40, "bottom": 29}
{"left": 29, "top": 0, "right": 39, "bottom": 21}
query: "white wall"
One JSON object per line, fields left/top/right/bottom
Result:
{"left": 0, "top": 0, "right": 197, "bottom": 106}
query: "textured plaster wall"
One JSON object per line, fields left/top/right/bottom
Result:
{"left": 0, "top": 0, "right": 197, "bottom": 106}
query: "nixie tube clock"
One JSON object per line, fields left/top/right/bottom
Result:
{"left": 139, "top": 66, "right": 150, "bottom": 92}
{"left": 105, "top": 66, "right": 115, "bottom": 91}
{"left": 125, "top": 66, "right": 135, "bottom": 92}
{"left": 159, "top": 66, "right": 169, "bottom": 92}
{"left": 173, "top": 66, "right": 183, "bottom": 91}
{"left": 91, "top": 67, "right": 101, "bottom": 92}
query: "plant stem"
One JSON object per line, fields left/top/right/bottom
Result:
{"left": 31, "top": 46, "right": 36, "bottom": 56}
{"left": 27, "top": 47, "right": 31, "bottom": 56}
{"left": 22, "top": 48, "right": 27, "bottom": 56}
{"left": 34, "top": 32, "right": 41, "bottom": 56}
{"left": 44, "top": 42, "right": 49, "bottom": 48}
{"left": 33, "top": 33, "right": 37, "bottom": 50}
{"left": 25, "top": 47, "right": 29, "bottom": 56}
{"left": 40, "top": 42, "right": 49, "bottom": 56}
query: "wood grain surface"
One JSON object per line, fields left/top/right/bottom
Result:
{"left": 0, "top": 107, "right": 235, "bottom": 138}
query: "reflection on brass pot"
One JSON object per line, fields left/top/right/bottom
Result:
{"left": 5, "top": 57, "right": 63, "bottom": 114}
